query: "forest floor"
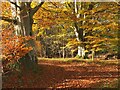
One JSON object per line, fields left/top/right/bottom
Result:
{"left": 2, "top": 58, "right": 120, "bottom": 89}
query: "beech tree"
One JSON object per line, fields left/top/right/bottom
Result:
{"left": 0, "top": 1, "right": 44, "bottom": 69}
{"left": 33, "top": 2, "right": 119, "bottom": 59}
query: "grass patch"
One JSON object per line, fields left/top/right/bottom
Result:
{"left": 38, "top": 57, "right": 83, "bottom": 61}
{"left": 99, "top": 78, "right": 119, "bottom": 88}
{"left": 38, "top": 57, "right": 119, "bottom": 65}
{"left": 92, "top": 60, "right": 119, "bottom": 65}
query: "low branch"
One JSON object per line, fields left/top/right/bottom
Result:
{"left": 31, "top": 1, "right": 44, "bottom": 16}
{"left": 0, "top": 16, "right": 17, "bottom": 24}
{"left": 26, "top": 2, "right": 32, "bottom": 9}
{"left": 50, "top": 2, "right": 58, "bottom": 8}
{"left": 7, "top": 0, "right": 21, "bottom": 10}
{"left": 42, "top": 7, "right": 61, "bottom": 13}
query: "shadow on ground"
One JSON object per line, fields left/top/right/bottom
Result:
{"left": 2, "top": 60, "right": 119, "bottom": 88}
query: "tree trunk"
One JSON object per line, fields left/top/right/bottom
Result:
{"left": 118, "top": 29, "right": 120, "bottom": 59}
{"left": 18, "top": 3, "right": 38, "bottom": 70}
{"left": 71, "top": 51, "right": 74, "bottom": 58}
{"left": 74, "top": 22, "right": 85, "bottom": 58}
{"left": 1, "top": 1, "right": 44, "bottom": 71}
{"left": 118, "top": 7, "right": 120, "bottom": 59}
{"left": 10, "top": 2, "right": 43, "bottom": 70}
{"left": 62, "top": 47, "right": 65, "bottom": 58}
{"left": 92, "top": 50, "right": 95, "bottom": 61}
{"left": 74, "top": 1, "right": 85, "bottom": 58}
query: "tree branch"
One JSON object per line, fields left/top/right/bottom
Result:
{"left": 7, "top": 0, "right": 21, "bottom": 10}
{"left": 26, "top": 2, "right": 32, "bottom": 9}
{"left": 0, "top": 16, "right": 17, "bottom": 24}
{"left": 31, "top": 1, "right": 44, "bottom": 16}
{"left": 42, "top": 7, "right": 61, "bottom": 13}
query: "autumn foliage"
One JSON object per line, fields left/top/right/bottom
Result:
{"left": 2, "top": 28, "right": 33, "bottom": 72}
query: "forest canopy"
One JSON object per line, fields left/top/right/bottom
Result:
{"left": 0, "top": 1, "right": 119, "bottom": 72}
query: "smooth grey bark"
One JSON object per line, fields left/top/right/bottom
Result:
{"left": 18, "top": 2, "right": 44, "bottom": 69}
{"left": 74, "top": 1, "right": 85, "bottom": 58}
{"left": 73, "top": 2, "right": 95, "bottom": 58}
{"left": 12, "top": 2, "right": 36, "bottom": 67}
{"left": 62, "top": 47, "right": 65, "bottom": 58}
{"left": 2, "top": 1, "right": 44, "bottom": 70}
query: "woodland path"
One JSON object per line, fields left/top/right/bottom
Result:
{"left": 2, "top": 60, "right": 119, "bottom": 89}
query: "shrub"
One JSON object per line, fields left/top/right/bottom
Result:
{"left": 1, "top": 29, "right": 33, "bottom": 72}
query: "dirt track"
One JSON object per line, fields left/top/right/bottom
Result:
{"left": 2, "top": 60, "right": 120, "bottom": 88}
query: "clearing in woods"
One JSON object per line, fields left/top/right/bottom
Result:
{"left": 2, "top": 58, "right": 120, "bottom": 89}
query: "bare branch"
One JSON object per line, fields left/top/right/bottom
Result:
{"left": 0, "top": 16, "right": 17, "bottom": 24}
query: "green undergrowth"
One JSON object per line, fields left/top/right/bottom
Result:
{"left": 95, "top": 78, "right": 119, "bottom": 88}
{"left": 38, "top": 58, "right": 119, "bottom": 65}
